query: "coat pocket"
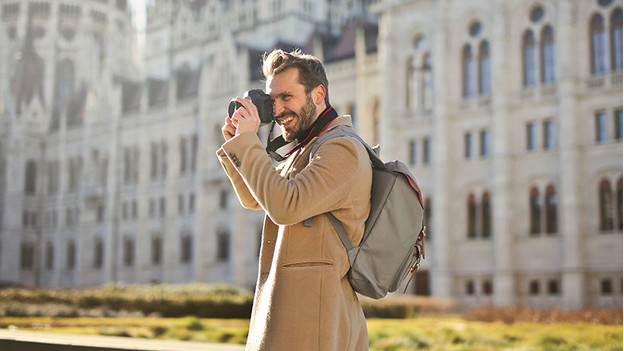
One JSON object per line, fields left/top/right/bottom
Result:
{"left": 280, "top": 260, "right": 334, "bottom": 268}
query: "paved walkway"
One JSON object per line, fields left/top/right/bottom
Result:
{"left": 0, "top": 329, "right": 245, "bottom": 351}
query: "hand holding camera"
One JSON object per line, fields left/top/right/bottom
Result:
{"left": 223, "top": 89, "right": 274, "bottom": 141}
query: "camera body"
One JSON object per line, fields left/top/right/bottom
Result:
{"left": 228, "top": 89, "right": 274, "bottom": 125}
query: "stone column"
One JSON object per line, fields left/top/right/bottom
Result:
{"left": 490, "top": 0, "right": 515, "bottom": 306}
{"left": 430, "top": 0, "right": 453, "bottom": 299}
{"left": 557, "top": 0, "right": 584, "bottom": 310}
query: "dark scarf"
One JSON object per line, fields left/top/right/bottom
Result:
{"left": 266, "top": 106, "right": 339, "bottom": 161}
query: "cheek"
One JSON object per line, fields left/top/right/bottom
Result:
{"left": 283, "top": 102, "right": 297, "bottom": 115}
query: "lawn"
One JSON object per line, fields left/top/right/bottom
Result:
{"left": 0, "top": 286, "right": 620, "bottom": 350}
{"left": 1, "top": 316, "right": 621, "bottom": 351}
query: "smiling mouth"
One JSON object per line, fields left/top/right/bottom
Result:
{"left": 276, "top": 114, "right": 295, "bottom": 126}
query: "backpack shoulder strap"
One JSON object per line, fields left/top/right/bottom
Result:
{"left": 309, "top": 126, "right": 385, "bottom": 169}
{"left": 308, "top": 126, "right": 381, "bottom": 253}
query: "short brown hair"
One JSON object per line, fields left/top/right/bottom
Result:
{"left": 262, "top": 49, "right": 330, "bottom": 106}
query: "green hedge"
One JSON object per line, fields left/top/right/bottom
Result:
{"left": 0, "top": 284, "right": 253, "bottom": 319}
{"left": 0, "top": 284, "right": 450, "bottom": 319}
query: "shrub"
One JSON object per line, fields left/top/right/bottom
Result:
{"left": 0, "top": 284, "right": 253, "bottom": 319}
{"left": 184, "top": 316, "right": 204, "bottom": 331}
{"left": 463, "top": 305, "right": 623, "bottom": 325}
{"left": 360, "top": 295, "right": 455, "bottom": 319}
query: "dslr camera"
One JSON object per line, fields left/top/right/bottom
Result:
{"left": 228, "top": 89, "right": 274, "bottom": 125}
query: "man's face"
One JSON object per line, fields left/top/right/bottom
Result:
{"left": 266, "top": 68, "right": 319, "bottom": 142}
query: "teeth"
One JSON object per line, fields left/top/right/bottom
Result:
{"left": 277, "top": 116, "right": 294, "bottom": 126}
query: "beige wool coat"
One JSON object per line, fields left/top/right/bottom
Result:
{"left": 217, "top": 116, "right": 371, "bottom": 351}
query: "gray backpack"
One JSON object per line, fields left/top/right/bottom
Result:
{"left": 310, "top": 126, "right": 426, "bottom": 299}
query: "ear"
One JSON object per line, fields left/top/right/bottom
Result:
{"left": 312, "top": 84, "right": 326, "bottom": 105}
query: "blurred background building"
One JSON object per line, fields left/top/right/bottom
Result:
{"left": 0, "top": 0, "right": 621, "bottom": 310}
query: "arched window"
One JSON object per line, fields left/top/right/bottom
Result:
{"left": 217, "top": 230, "right": 230, "bottom": 262}
{"left": 462, "top": 44, "right": 475, "bottom": 97}
{"left": 545, "top": 185, "right": 558, "bottom": 234}
{"left": 529, "top": 280, "right": 540, "bottom": 295}
{"left": 530, "top": 187, "right": 541, "bottom": 234}
{"left": 482, "top": 192, "right": 491, "bottom": 238}
{"left": 611, "top": 9, "right": 623, "bottom": 71}
{"left": 20, "top": 242, "right": 35, "bottom": 269}
{"left": 467, "top": 194, "right": 477, "bottom": 238}
{"left": 219, "top": 189, "right": 229, "bottom": 209}
{"left": 541, "top": 25, "right": 556, "bottom": 83}
{"left": 482, "top": 279, "right": 493, "bottom": 295}
{"left": 67, "top": 240, "right": 76, "bottom": 269}
{"left": 465, "top": 280, "right": 475, "bottom": 295}
{"left": 478, "top": 41, "right": 491, "bottom": 95}
{"left": 45, "top": 242, "right": 54, "bottom": 270}
{"left": 599, "top": 179, "right": 614, "bottom": 231}
{"left": 123, "top": 237, "right": 134, "bottom": 267}
{"left": 181, "top": 233, "right": 192, "bottom": 263}
{"left": 523, "top": 30, "right": 538, "bottom": 86}
{"left": 151, "top": 235, "right": 162, "bottom": 264}
{"left": 24, "top": 160, "right": 37, "bottom": 195}
{"left": 591, "top": 14, "right": 608, "bottom": 74}
{"left": 94, "top": 238, "right": 103, "bottom": 269}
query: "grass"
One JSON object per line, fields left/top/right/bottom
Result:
{"left": 366, "top": 317, "right": 623, "bottom": 351}
{"left": 1, "top": 315, "right": 621, "bottom": 350}
{"left": 0, "top": 285, "right": 621, "bottom": 349}
{"left": 0, "top": 316, "right": 250, "bottom": 344}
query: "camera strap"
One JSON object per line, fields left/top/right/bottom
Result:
{"left": 266, "top": 106, "right": 339, "bottom": 162}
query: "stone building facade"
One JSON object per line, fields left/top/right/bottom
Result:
{"left": 0, "top": 0, "right": 621, "bottom": 310}
{"left": 375, "top": 0, "right": 622, "bottom": 309}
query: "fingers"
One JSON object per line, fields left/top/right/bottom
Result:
{"left": 236, "top": 97, "right": 260, "bottom": 122}
{"left": 222, "top": 116, "right": 236, "bottom": 141}
{"left": 222, "top": 96, "right": 261, "bottom": 142}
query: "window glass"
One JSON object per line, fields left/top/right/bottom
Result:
{"left": 479, "top": 41, "right": 491, "bottom": 94}
{"left": 530, "top": 6, "right": 544, "bottom": 23}
{"left": 611, "top": 9, "right": 622, "bottom": 71}
{"left": 596, "top": 111, "right": 608, "bottom": 142}
{"left": 462, "top": 45, "right": 475, "bottom": 97}
{"left": 541, "top": 26, "right": 556, "bottom": 83}
{"left": 543, "top": 120, "right": 555, "bottom": 150}
{"left": 480, "top": 130, "right": 490, "bottom": 157}
{"left": 523, "top": 31, "right": 537, "bottom": 86}
{"left": 527, "top": 123, "right": 537, "bottom": 150}
{"left": 591, "top": 14, "right": 608, "bottom": 74}
{"left": 614, "top": 109, "right": 623, "bottom": 140}
{"left": 464, "top": 133, "right": 472, "bottom": 159}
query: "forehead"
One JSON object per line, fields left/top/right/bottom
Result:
{"left": 265, "top": 68, "right": 305, "bottom": 97}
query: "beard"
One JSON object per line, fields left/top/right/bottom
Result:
{"left": 278, "top": 94, "right": 317, "bottom": 142}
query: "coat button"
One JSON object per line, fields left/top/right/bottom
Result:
{"left": 229, "top": 153, "right": 241, "bottom": 167}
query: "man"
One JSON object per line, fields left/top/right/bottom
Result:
{"left": 217, "top": 49, "right": 371, "bottom": 350}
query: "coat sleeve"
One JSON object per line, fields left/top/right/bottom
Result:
{"left": 221, "top": 131, "right": 364, "bottom": 225}
{"left": 216, "top": 147, "right": 262, "bottom": 210}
